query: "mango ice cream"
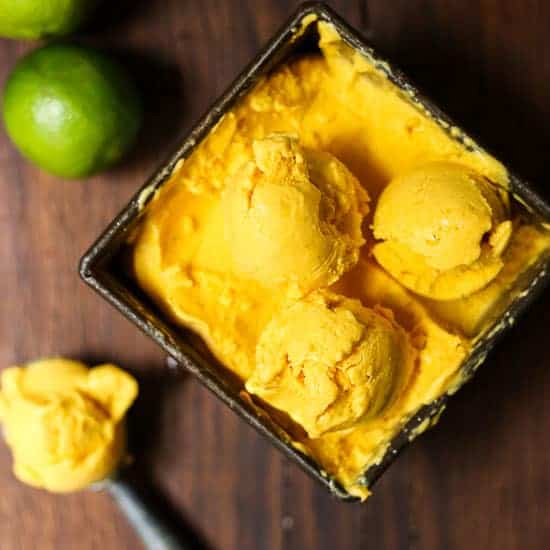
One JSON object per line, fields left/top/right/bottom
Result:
{"left": 224, "top": 135, "right": 368, "bottom": 296}
{"left": 0, "top": 358, "right": 138, "bottom": 493}
{"left": 247, "top": 291, "right": 412, "bottom": 438}
{"left": 130, "top": 19, "right": 550, "bottom": 498}
{"left": 373, "top": 162, "right": 513, "bottom": 300}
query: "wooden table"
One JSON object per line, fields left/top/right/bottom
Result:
{"left": 1, "top": 1, "right": 549, "bottom": 548}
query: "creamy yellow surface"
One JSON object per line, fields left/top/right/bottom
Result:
{"left": 224, "top": 135, "right": 368, "bottom": 296}
{"left": 373, "top": 162, "right": 513, "bottom": 300}
{"left": 0, "top": 358, "right": 138, "bottom": 493}
{"left": 247, "top": 290, "right": 413, "bottom": 438}
{"left": 132, "top": 21, "right": 549, "bottom": 498}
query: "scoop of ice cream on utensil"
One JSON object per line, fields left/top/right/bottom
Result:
{"left": 0, "top": 358, "right": 200, "bottom": 550}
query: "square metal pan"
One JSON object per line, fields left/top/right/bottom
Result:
{"left": 79, "top": 2, "right": 550, "bottom": 501}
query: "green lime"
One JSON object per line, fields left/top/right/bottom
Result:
{"left": 0, "top": 0, "right": 98, "bottom": 39}
{"left": 2, "top": 44, "right": 142, "bottom": 179}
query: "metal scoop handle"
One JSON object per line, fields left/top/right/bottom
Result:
{"left": 103, "top": 472, "right": 200, "bottom": 550}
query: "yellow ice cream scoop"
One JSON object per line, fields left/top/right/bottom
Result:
{"left": 223, "top": 134, "right": 369, "bottom": 296}
{"left": 246, "top": 291, "right": 412, "bottom": 438}
{"left": 372, "top": 162, "right": 512, "bottom": 300}
{"left": 0, "top": 358, "right": 138, "bottom": 493}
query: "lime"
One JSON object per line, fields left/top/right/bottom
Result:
{"left": 2, "top": 44, "right": 142, "bottom": 179}
{"left": 0, "top": 0, "right": 98, "bottom": 39}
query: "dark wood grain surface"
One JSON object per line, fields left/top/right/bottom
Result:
{"left": 1, "top": 1, "right": 549, "bottom": 549}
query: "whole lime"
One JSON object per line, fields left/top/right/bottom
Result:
{"left": 2, "top": 44, "right": 142, "bottom": 179}
{"left": 0, "top": 0, "right": 98, "bottom": 39}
